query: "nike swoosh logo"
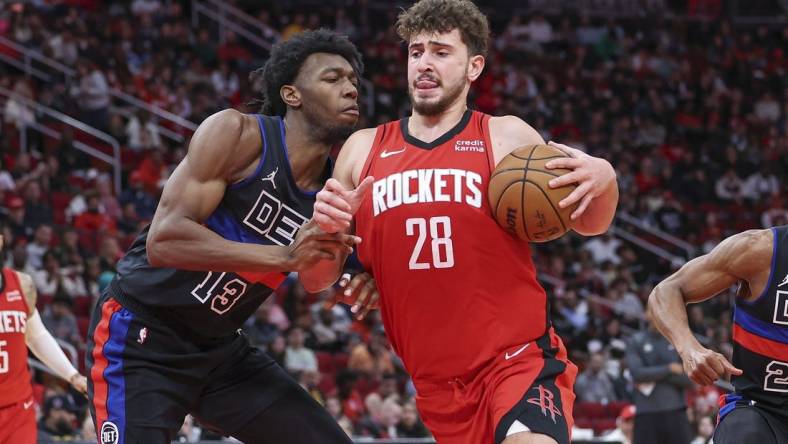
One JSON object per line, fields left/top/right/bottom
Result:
{"left": 23, "top": 400, "right": 34, "bottom": 409}
{"left": 380, "top": 148, "right": 406, "bottom": 158}
{"left": 504, "top": 343, "right": 530, "bottom": 360}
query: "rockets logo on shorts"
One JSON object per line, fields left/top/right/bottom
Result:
{"left": 527, "top": 385, "right": 562, "bottom": 423}
{"left": 100, "top": 421, "right": 119, "bottom": 444}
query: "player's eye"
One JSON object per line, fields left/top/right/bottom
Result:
{"left": 437, "top": 51, "right": 449, "bottom": 57}
{"left": 324, "top": 77, "right": 339, "bottom": 83}
{"left": 410, "top": 51, "right": 422, "bottom": 58}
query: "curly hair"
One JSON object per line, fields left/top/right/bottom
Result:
{"left": 248, "top": 29, "right": 364, "bottom": 116}
{"left": 396, "top": 0, "right": 490, "bottom": 58}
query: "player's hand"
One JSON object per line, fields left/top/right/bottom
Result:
{"left": 288, "top": 220, "right": 361, "bottom": 271}
{"left": 680, "top": 346, "right": 743, "bottom": 386}
{"left": 70, "top": 373, "right": 88, "bottom": 396}
{"left": 324, "top": 272, "right": 380, "bottom": 320}
{"left": 544, "top": 141, "right": 616, "bottom": 220}
{"left": 313, "top": 177, "right": 374, "bottom": 233}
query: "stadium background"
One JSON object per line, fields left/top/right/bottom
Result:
{"left": 0, "top": 0, "right": 785, "bottom": 442}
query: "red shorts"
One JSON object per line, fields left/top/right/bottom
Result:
{"left": 0, "top": 394, "right": 37, "bottom": 444}
{"left": 413, "top": 328, "right": 577, "bottom": 444}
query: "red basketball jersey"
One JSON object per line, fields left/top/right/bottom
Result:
{"left": 0, "top": 268, "right": 32, "bottom": 406}
{"left": 356, "top": 110, "right": 549, "bottom": 381}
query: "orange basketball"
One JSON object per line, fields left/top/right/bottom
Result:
{"left": 488, "top": 144, "right": 578, "bottom": 243}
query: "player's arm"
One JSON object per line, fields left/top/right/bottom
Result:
{"left": 489, "top": 115, "right": 618, "bottom": 236}
{"left": 18, "top": 271, "right": 87, "bottom": 395}
{"left": 146, "top": 109, "right": 357, "bottom": 273}
{"left": 300, "top": 128, "right": 375, "bottom": 291}
{"left": 647, "top": 230, "right": 769, "bottom": 385}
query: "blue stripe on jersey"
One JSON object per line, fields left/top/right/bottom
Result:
{"left": 741, "top": 227, "right": 778, "bottom": 305}
{"left": 718, "top": 393, "right": 742, "bottom": 421}
{"left": 228, "top": 114, "right": 268, "bottom": 190}
{"left": 204, "top": 206, "right": 266, "bottom": 244}
{"left": 734, "top": 307, "right": 788, "bottom": 344}
{"left": 103, "top": 307, "right": 133, "bottom": 444}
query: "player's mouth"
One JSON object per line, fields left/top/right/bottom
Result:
{"left": 415, "top": 76, "right": 440, "bottom": 90}
{"left": 341, "top": 105, "right": 359, "bottom": 116}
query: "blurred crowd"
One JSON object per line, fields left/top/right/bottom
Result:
{"left": 0, "top": 0, "right": 785, "bottom": 442}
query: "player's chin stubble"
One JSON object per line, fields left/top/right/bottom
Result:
{"left": 303, "top": 107, "right": 357, "bottom": 145}
{"left": 409, "top": 78, "right": 466, "bottom": 116}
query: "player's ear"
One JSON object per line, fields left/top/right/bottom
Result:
{"left": 467, "top": 54, "right": 485, "bottom": 82}
{"left": 280, "top": 84, "right": 301, "bottom": 109}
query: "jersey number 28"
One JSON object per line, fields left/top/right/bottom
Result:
{"left": 406, "top": 217, "right": 454, "bottom": 270}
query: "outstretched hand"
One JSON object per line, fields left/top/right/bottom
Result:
{"left": 313, "top": 177, "right": 374, "bottom": 233}
{"left": 324, "top": 272, "right": 380, "bottom": 320}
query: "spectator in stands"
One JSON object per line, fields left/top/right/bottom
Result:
{"left": 22, "top": 180, "right": 53, "bottom": 228}
{"left": 120, "top": 170, "right": 157, "bottom": 220}
{"left": 397, "top": 399, "right": 431, "bottom": 438}
{"left": 3, "top": 79, "right": 36, "bottom": 131}
{"left": 348, "top": 329, "right": 395, "bottom": 380}
{"left": 583, "top": 233, "right": 621, "bottom": 265}
{"left": 5, "top": 196, "right": 31, "bottom": 240}
{"left": 284, "top": 326, "right": 318, "bottom": 374}
{"left": 74, "top": 192, "right": 117, "bottom": 234}
{"left": 0, "top": 158, "right": 15, "bottom": 192}
{"left": 245, "top": 303, "right": 280, "bottom": 349}
{"left": 313, "top": 305, "right": 347, "bottom": 352}
{"left": 761, "top": 196, "right": 788, "bottom": 228}
{"left": 32, "top": 250, "right": 62, "bottom": 297}
{"left": 575, "top": 352, "right": 618, "bottom": 404}
{"left": 600, "top": 404, "right": 635, "bottom": 444}
{"left": 336, "top": 369, "right": 365, "bottom": 423}
{"left": 326, "top": 396, "right": 354, "bottom": 437}
{"left": 38, "top": 394, "right": 81, "bottom": 441}
{"left": 715, "top": 168, "right": 744, "bottom": 202}
{"left": 41, "top": 292, "right": 82, "bottom": 347}
{"left": 626, "top": 315, "right": 693, "bottom": 444}
{"left": 25, "top": 223, "right": 52, "bottom": 270}
{"left": 211, "top": 61, "right": 240, "bottom": 104}
{"left": 96, "top": 176, "right": 121, "bottom": 221}
{"left": 69, "top": 59, "right": 110, "bottom": 131}
{"left": 690, "top": 415, "right": 715, "bottom": 444}
{"left": 125, "top": 110, "right": 162, "bottom": 151}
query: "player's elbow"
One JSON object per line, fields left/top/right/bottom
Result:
{"left": 146, "top": 219, "right": 178, "bottom": 267}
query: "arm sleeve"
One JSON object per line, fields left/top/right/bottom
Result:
{"left": 24, "top": 310, "right": 80, "bottom": 382}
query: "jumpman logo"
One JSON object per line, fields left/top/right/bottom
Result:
{"left": 779, "top": 273, "right": 788, "bottom": 287}
{"left": 262, "top": 168, "right": 278, "bottom": 189}
{"left": 526, "top": 384, "right": 562, "bottom": 423}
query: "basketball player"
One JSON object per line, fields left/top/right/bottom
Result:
{"left": 86, "top": 30, "right": 366, "bottom": 444}
{"left": 303, "top": 1, "right": 619, "bottom": 443}
{"left": 0, "top": 234, "right": 88, "bottom": 444}
{"left": 648, "top": 227, "right": 788, "bottom": 443}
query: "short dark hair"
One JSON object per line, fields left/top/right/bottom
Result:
{"left": 249, "top": 29, "right": 364, "bottom": 116}
{"left": 396, "top": 0, "right": 490, "bottom": 58}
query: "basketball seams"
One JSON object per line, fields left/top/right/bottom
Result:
{"left": 524, "top": 179, "right": 567, "bottom": 233}
{"left": 492, "top": 167, "right": 562, "bottom": 178}
{"left": 492, "top": 180, "right": 524, "bottom": 230}
{"left": 522, "top": 145, "right": 537, "bottom": 240}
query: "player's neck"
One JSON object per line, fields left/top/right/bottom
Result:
{"left": 283, "top": 116, "right": 331, "bottom": 191}
{"left": 409, "top": 100, "right": 468, "bottom": 143}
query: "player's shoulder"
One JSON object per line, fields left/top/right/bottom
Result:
{"left": 711, "top": 228, "right": 773, "bottom": 273}
{"left": 188, "top": 109, "right": 262, "bottom": 177}
{"left": 337, "top": 128, "right": 377, "bottom": 161}
{"left": 721, "top": 228, "right": 772, "bottom": 253}
{"left": 335, "top": 128, "right": 378, "bottom": 186}
{"left": 487, "top": 115, "right": 545, "bottom": 161}
{"left": 13, "top": 270, "right": 37, "bottom": 313}
{"left": 488, "top": 115, "right": 541, "bottom": 139}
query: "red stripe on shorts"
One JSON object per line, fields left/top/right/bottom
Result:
{"left": 90, "top": 298, "right": 122, "bottom": 430}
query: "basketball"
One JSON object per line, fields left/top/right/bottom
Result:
{"left": 488, "top": 144, "right": 579, "bottom": 243}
